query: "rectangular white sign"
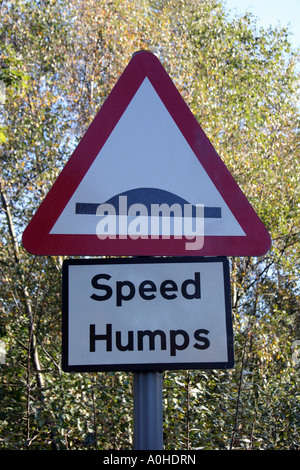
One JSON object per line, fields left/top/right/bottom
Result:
{"left": 62, "top": 257, "right": 234, "bottom": 371}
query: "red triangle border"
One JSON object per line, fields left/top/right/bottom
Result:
{"left": 22, "top": 51, "right": 271, "bottom": 257}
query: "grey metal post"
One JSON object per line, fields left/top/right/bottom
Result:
{"left": 133, "top": 371, "right": 163, "bottom": 450}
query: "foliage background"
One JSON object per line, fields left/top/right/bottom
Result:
{"left": 0, "top": 0, "right": 299, "bottom": 450}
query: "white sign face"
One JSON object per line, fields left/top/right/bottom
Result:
{"left": 62, "top": 257, "right": 234, "bottom": 371}
{"left": 51, "top": 78, "right": 244, "bottom": 239}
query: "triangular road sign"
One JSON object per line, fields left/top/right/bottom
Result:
{"left": 22, "top": 51, "right": 271, "bottom": 257}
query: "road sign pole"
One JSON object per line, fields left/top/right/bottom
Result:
{"left": 133, "top": 371, "right": 163, "bottom": 450}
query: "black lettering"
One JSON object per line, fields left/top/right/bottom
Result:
{"left": 116, "top": 330, "right": 134, "bottom": 351}
{"left": 181, "top": 272, "right": 201, "bottom": 299}
{"left": 170, "top": 329, "right": 189, "bottom": 356}
{"left": 137, "top": 330, "right": 167, "bottom": 351}
{"left": 116, "top": 280, "right": 135, "bottom": 306}
{"left": 160, "top": 280, "right": 178, "bottom": 299}
{"left": 139, "top": 280, "right": 157, "bottom": 300}
{"left": 90, "top": 274, "right": 112, "bottom": 301}
{"left": 89, "top": 323, "right": 112, "bottom": 352}
{"left": 193, "top": 329, "right": 210, "bottom": 350}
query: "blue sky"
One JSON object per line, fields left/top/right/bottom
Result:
{"left": 224, "top": 0, "right": 300, "bottom": 49}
